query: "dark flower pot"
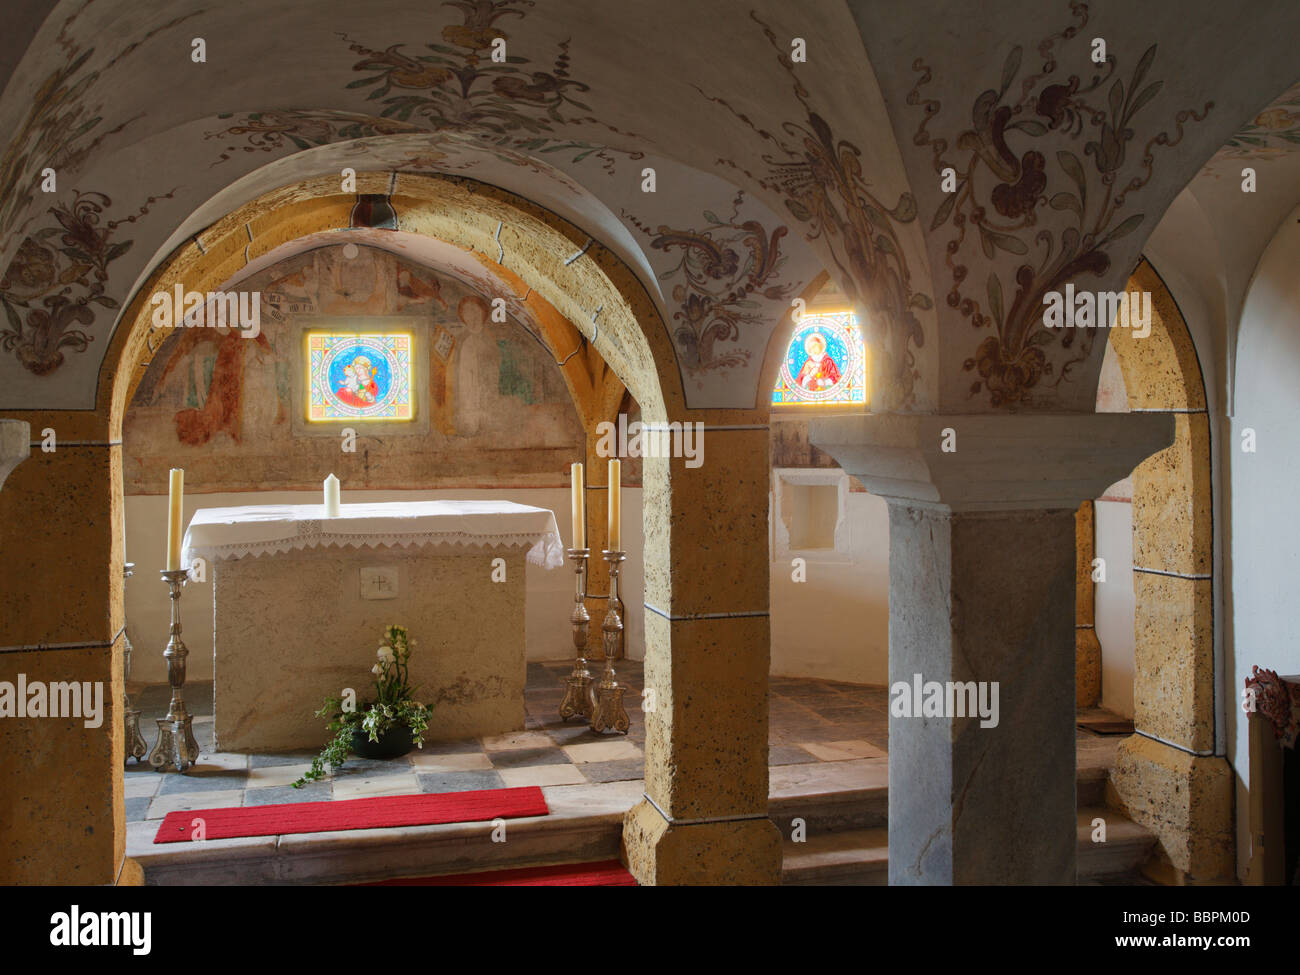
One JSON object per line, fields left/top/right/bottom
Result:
{"left": 351, "top": 724, "right": 414, "bottom": 760}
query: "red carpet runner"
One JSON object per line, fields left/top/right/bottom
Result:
{"left": 363, "top": 860, "right": 638, "bottom": 886}
{"left": 153, "top": 787, "right": 549, "bottom": 843}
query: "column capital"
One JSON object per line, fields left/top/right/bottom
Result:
{"left": 0, "top": 419, "right": 30, "bottom": 492}
{"left": 808, "top": 412, "right": 1174, "bottom": 512}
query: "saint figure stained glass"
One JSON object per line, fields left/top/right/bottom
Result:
{"left": 772, "top": 312, "right": 866, "bottom": 405}
{"left": 308, "top": 332, "right": 414, "bottom": 421}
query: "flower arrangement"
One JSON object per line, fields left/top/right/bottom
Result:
{"left": 294, "top": 624, "right": 433, "bottom": 787}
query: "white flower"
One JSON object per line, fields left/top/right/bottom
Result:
{"left": 371, "top": 663, "right": 382, "bottom": 676}
{"left": 377, "top": 646, "right": 394, "bottom": 662}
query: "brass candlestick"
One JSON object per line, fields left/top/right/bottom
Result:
{"left": 148, "top": 568, "right": 200, "bottom": 772}
{"left": 591, "top": 550, "right": 629, "bottom": 734}
{"left": 559, "top": 547, "right": 596, "bottom": 721}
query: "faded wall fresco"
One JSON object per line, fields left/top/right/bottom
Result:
{"left": 123, "top": 244, "right": 584, "bottom": 493}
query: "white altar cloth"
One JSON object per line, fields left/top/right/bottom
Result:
{"left": 182, "top": 500, "right": 565, "bottom": 569}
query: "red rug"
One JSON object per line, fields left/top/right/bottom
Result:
{"left": 153, "top": 787, "right": 549, "bottom": 844}
{"left": 363, "top": 860, "right": 637, "bottom": 886}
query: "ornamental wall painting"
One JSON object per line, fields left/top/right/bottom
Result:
{"left": 307, "top": 332, "right": 414, "bottom": 421}
{"left": 772, "top": 312, "right": 866, "bottom": 406}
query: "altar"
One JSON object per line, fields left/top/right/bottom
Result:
{"left": 182, "top": 500, "right": 564, "bottom": 753}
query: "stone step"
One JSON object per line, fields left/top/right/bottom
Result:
{"left": 129, "top": 780, "right": 641, "bottom": 886}
{"left": 130, "top": 743, "right": 1131, "bottom": 884}
{"left": 780, "top": 807, "right": 1157, "bottom": 885}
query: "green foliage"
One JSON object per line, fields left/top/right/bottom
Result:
{"left": 293, "top": 624, "right": 433, "bottom": 787}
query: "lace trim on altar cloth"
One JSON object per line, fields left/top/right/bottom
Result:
{"left": 187, "top": 528, "right": 566, "bottom": 569}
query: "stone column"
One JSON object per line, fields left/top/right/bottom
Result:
{"left": 622, "top": 426, "right": 782, "bottom": 884}
{"left": 809, "top": 412, "right": 1173, "bottom": 884}
{"left": 1075, "top": 502, "right": 1101, "bottom": 708}
{"left": 0, "top": 417, "right": 126, "bottom": 884}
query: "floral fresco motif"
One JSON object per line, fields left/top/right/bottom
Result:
{"left": 205, "top": 110, "right": 424, "bottom": 165}
{"left": 0, "top": 189, "right": 172, "bottom": 375}
{"left": 697, "top": 12, "right": 931, "bottom": 409}
{"left": 333, "top": 0, "right": 641, "bottom": 174}
{"left": 626, "top": 192, "right": 794, "bottom": 374}
{"left": 909, "top": 1, "right": 1210, "bottom": 406}
{"left": 0, "top": 7, "right": 200, "bottom": 247}
{"left": 1212, "top": 82, "right": 1300, "bottom": 162}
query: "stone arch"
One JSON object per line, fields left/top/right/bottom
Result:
{"left": 1102, "top": 258, "right": 1232, "bottom": 883}
{"left": 0, "top": 168, "right": 784, "bottom": 884}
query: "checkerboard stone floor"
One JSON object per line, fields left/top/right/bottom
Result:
{"left": 126, "top": 660, "right": 893, "bottom": 823}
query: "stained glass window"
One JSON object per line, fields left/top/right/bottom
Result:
{"left": 307, "top": 332, "right": 414, "bottom": 421}
{"left": 772, "top": 312, "right": 866, "bottom": 405}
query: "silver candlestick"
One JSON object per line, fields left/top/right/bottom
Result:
{"left": 559, "top": 547, "right": 596, "bottom": 721}
{"left": 591, "top": 550, "right": 629, "bottom": 734}
{"left": 148, "top": 568, "right": 200, "bottom": 772}
{"left": 122, "top": 561, "right": 147, "bottom": 765}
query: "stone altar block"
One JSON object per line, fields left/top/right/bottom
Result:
{"left": 182, "top": 500, "right": 563, "bottom": 753}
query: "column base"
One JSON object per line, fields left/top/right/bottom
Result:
{"left": 1108, "top": 734, "right": 1234, "bottom": 883}
{"left": 118, "top": 857, "right": 145, "bottom": 886}
{"left": 622, "top": 799, "right": 782, "bottom": 885}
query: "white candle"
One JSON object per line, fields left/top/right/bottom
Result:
{"left": 166, "top": 468, "right": 184, "bottom": 571}
{"left": 324, "top": 473, "right": 340, "bottom": 518}
{"left": 571, "top": 462, "right": 585, "bottom": 549}
{"left": 607, "top": 459, "right": 621, "bottom": 552}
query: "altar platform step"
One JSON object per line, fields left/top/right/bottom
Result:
{"left": 779, "top": 809, "right": 1157, "bottom": 885}
{"left": 128, "top": 779, "right": 641, "bottom": 886}
{"left": 127, "top": 736, "right": 1137, "bottom": 884}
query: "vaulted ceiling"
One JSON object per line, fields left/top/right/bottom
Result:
{"left": 1, "top": 0, "right": 1296, "bottom": 416}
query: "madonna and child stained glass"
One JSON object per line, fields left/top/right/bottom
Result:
{"left": 307, "top": 332, "right": 414, "bottom": 421}
{"left": 772, "top": 312, "right": 866, "bottom": 405}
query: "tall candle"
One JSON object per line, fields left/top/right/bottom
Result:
{"left": 324, "top": 473, "right": 340, "bottom": 518}
{"left": 165, "top": 468, "right": 184, "bottom": 571}
{"left": 570, "top": 462, "right": 585, "bottom": 549}
{"left": 607, "top": 458, "right": 621, "bottom": 552}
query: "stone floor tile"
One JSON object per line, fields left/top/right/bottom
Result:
{"left": 415, "top": 770, "right": 506, "bottom": 793}
{"left": 578, "top": 758, "right": 645, "bottom": 783}
{"left": 798, "top": 740, "right": 887, "bottom": 762}
{"left": 497, "top": 764, "right": 586, "bottom": 788}
{"left": 124, "top": 770, "right": 162, "bottom": 797}
{"left": 563, "top": 739, "right": 642, "bottom": 764}
{"left": 409, "top": 751, "right": 494, "bottom": 772}
{"left": 331, "top": 773, "right": 421, "bottom": 800}
{"left": 124, "top": 796, "right": 152, "bottom": 822}
{"left": 768, "top": 744, "right": 820, "bottom": 766}
{"left": 487, "top": 747, "right": 569, "bottom": 769}
{"left": 250, "top": 750, "right": 318, "bottom": 768}
{"left": 244, "top": 783, "right": 331, "bottom": 806}
{"left": 481, "top": 730, "right": 554, "bottom": 751}
{"left": 245, "top": 764, "right": 314, "bottom": 789}
{"left": 147, "top": 790, "right": 244, "bottom": 819}
{"left": 158, "top": 767, "right": 249, "bottom": 794}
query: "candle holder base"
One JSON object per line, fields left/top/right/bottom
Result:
{"left": 149, "top": 716, "right": 200, "bottom": 773}
{"left": 560, "top": 673, "right": 596, "bottom": 722}
{"left": 124, "top": 706, "right": 148, "bottom": 765}
{"left": 590, "top": 681, "right": 629, "bottom": 735}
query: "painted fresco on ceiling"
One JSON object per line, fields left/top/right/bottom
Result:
{"left": 624, "top": 191, "right": 795, "bottom": 382}
{"left": 1205, "top": 81, "right": 1300, "bottom": 167}
{"left": 908, "top": 2, "right": 1210, "bottom": 407}
{"left": 0, "top": 6, "right": 201, "bottom": 247}
{"left": 695, "top": 12, "right": 932, "bottom": 411}
{"left": 0, "top": 189, "right": 172, "bottom": 375}
{"left": 335, "top": 0, "right": 640, "bottom": 175}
